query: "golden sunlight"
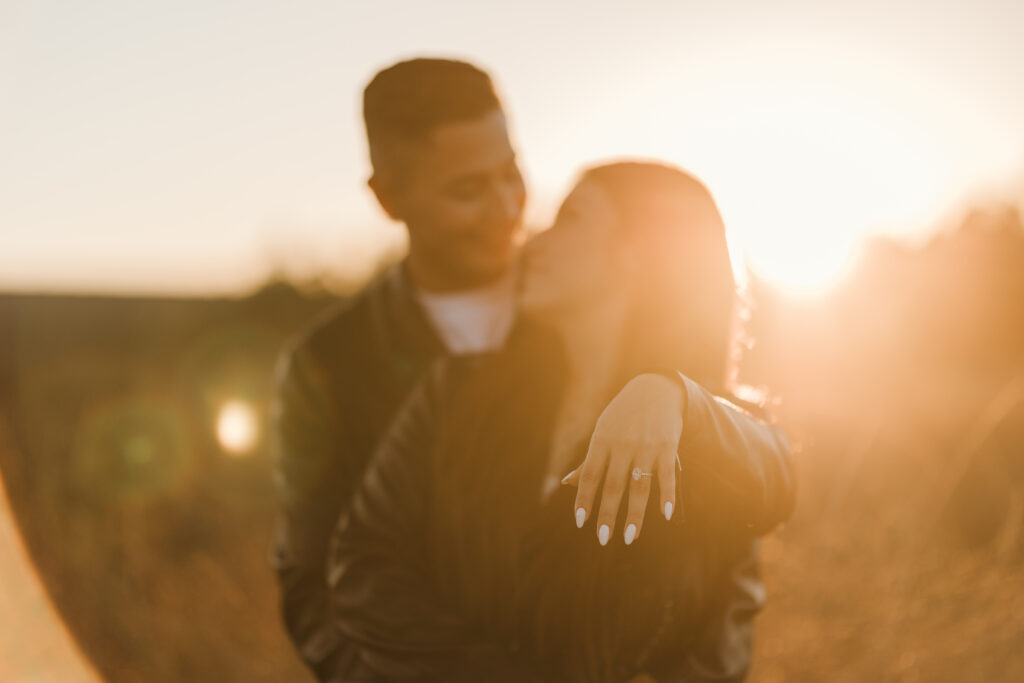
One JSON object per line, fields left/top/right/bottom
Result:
{"left": 709, "top": 85, "right": 953, "bottom": 296}
{"left": 612, "top": 37, "right": 1006, "bottom": 297}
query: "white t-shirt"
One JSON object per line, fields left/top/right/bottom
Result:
{"left": 414, "top": 268, "right": 517, "bottom": 355}
{"left": 417, "top": 267, "right": 565, "bottom": 502}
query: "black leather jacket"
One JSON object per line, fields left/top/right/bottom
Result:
{"left": 327, "top": 321, "right": 795, "bottom": 682}
{"left": 270, "top": 263, "right": 446, "bottom": 681}
{"left": 272, "top": 262, "right": 794, "bottom": 682}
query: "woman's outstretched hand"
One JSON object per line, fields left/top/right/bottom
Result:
{"left": 561, "top": 373, "right": 683, "bottom": 546}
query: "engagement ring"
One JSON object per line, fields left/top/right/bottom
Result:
{"left": 631, "top": 467, "right": 654, "bottom": 481}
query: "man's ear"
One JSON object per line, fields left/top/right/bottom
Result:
{"left": 368, "top": 174, "right": 402, "bottom": 222}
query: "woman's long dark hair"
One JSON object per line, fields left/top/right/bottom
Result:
{"left": 426, "top": 161, "right": 739, "bottom": 681}
{"left": 581, "top": 161, "right": 736, "bottom": 395}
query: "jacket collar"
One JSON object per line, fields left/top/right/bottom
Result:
{"left": 379, "top": 259, "right": 446, "bottom": 358}
{"left": 384, "top": 258, "right": 531, "bottom": 358}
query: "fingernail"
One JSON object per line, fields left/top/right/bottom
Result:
{"left": 560, "top": 470, "right": 574, "bottom": 485}
{"left": 624, "top": 524, "right": 637, "bottom": 545}
{"left": 664, "top": 501, "right": 673, "bottom": 521}
{"left": 575, "top": 507, "right": 586, "bottom": 528}
{"left": 598, "top": 524, "right": 610, "bottom": 546}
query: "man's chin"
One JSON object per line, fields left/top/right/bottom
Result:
{"left": 458, "top": 253, "right": 514, "bottom": 287}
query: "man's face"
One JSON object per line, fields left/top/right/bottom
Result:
{"left": 376, "top": 109, "right": 526, "bottom": 290}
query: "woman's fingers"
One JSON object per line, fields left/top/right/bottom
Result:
{"left": 623, "top": 467, "right": 652, "bottom": 545}
{"left": 595, "top": 460, "right": 628, "bottom": 545}
{"left": 657, "top": 446, "right": 678, "bottom": 521}
{"left": 573, "top": 438, "right": 679, "bottom": 543}
{"left": 622, "top": 446, "right": 660, "bottom": 545}
{"left": 573, "top": 438, "right": 609, "bottom": 529}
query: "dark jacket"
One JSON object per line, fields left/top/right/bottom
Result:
{"left": 328, "top": 321, "right": 795, "bottom": 682}
{"left": 270, "top": 263, "right": 445, "bottom": 681}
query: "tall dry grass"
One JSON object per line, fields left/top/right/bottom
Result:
{"left": 0, "top": 206, "right": 1022, "bottom": 681}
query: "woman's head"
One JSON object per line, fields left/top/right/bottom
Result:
{"left": 520, "top": 160, "right": 736, "bottom": 390}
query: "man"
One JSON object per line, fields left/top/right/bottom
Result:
{"left": 271, "top": 58, "right": 792, "bottom": 682}
{"left": 269, "top": 57, "right": 527, "bottom": 682}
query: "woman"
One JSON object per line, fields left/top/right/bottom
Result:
{"left": 329, "top": 161, "right": 794, "bottom": 682}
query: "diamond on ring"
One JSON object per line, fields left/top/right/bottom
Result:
{"left": 631, "top": 467, "right": 654, "bottom": 481}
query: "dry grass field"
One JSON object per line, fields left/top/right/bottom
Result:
{"left": 0, "top": 286, "right": 322, "bottom": 682}
{"left": 1, "top": 209, "right": 1022, "bottom": 682}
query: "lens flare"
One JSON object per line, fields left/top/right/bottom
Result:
{"left": 72, "top": 394, "right": 192, "bottom": 503}
{"left": 216, "top": 400, "right": 259, "bottom": 456}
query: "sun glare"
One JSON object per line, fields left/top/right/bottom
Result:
{"left": 706, "top": 89, "right": 953, "bottom": 296}
{"left": 216, "top": 400, "right": 259, "bottom": 456}
{"left": 602, "top": 40, "right": 1000, "bottom": 298}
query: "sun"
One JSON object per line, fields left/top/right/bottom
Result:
{"left": 704, "top": 89, "right": 952, "bottom": 297}
{"left": 592, "top": 41, "right": 983, "bottom": 298}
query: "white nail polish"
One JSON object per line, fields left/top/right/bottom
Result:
{"left": 598, "top": 524, "right": 610, "bottom": 546}
{"left": 575, "top": 508, "right": 586, "bottom": 528}
{"left": 624, "top": 524, "right": 637, "bottom": 545}
{"left": 665, "top": 501, "right": 674, "bottom": 521}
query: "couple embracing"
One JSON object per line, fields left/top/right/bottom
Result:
{"left": 271, "top": 57, "right": 795, "bottom": 683}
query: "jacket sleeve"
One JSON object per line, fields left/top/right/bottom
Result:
{"left": 646, "top": 538, "right": 764, "bottom": 683}
{"left": 328, "top": 366, "right": 542, "bottom": 683}
{"left": 641, "top": 373, "right": 792, "bottom": 682}
{"left": 673, "top": 373, "right": 796, "bottom": 537}
{"left": 269, "top": 343, "right": 373, "bottom": 681}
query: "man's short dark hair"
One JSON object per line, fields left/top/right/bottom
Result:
{"left": 363, "top": 58, "right": 503, "bottom": 179}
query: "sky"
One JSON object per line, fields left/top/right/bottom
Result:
{"left": 2, "top": 0, "right": 1022, "bottom": 296}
